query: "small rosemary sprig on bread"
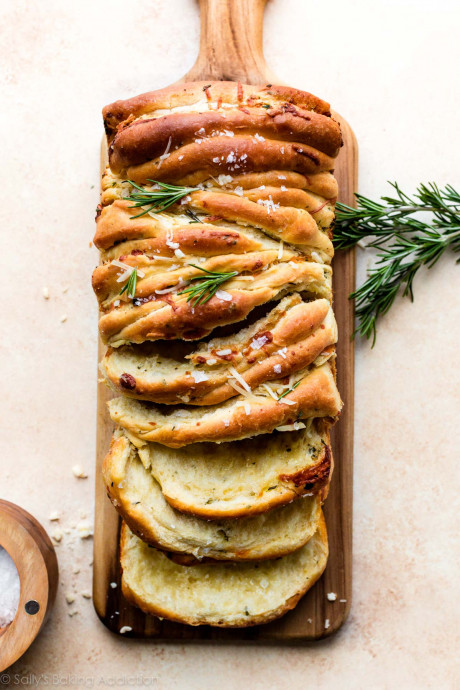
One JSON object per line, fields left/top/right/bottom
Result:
{"left": 127, "top": 180, "right": 198, "bottom": 218}
{"left": 334, "top": 182, "right": 460, "bottom": 345}
{"left": 119, "top": 267, "right": 138, "bottom": 299}
{"left": 179, "top": 265, "right": 238, "bottom": 307}
{"left": 277, "top": 381, "right": 301, "bottom": 400}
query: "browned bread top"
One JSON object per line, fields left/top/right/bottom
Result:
{"left": 103, "top": 81, "right": 334, "bottom": 139}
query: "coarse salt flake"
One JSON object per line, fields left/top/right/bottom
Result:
{"left": 192, "top": 371, "right": 209, "bottom": 383}
{"left": 0, "top": 546, "right": 20, "bottom": 627}
{"left": 215, "top": 290, "right": 232, "bottom": 302}
{"left": 251, "top": 336, "right": 268, "bottom": 350}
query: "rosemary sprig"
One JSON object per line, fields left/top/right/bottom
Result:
{"left": 119, "top": 268, "right": 138, "bottom": 299}
{"left": 127, "top": 180, "right": 197, "bottom": 218}
{"left": 334, "top": 182, "right": 460, "bottom": 345}
{"left": 185, "top": 209, "right": 201, "bottom": 223}
{"left": 278, "top": 381, "right": 301, "bottom": 400}
{"left": 179, "top": 264, "right": 238, "bottom": 307}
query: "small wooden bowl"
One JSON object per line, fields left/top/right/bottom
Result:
{"left": 0, "top": 500, "right": 59, "bottom": 671}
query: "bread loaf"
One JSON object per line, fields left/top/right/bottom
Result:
{"left": 96, "top": 80, "right": 342, "bottom": 626}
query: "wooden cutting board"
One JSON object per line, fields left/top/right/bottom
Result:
{"left": 92, "top": 0, "right": 357, "bottom": 641}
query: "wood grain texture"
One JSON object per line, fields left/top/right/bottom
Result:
{"left": 92, "top": 0, "right": 357, "bottom": 642}
{"left": 0, "top": 501, "right": 59, "bottom": 671}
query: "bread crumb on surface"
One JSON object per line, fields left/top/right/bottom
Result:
{"left": 327, "top": 592, "right": 337, "bottom": 601}
{"left": 48, "top": 511, "right": 60, "bottom": 521}
{"left": 60, "top": 314, "right": 68, "bottom": 323}
{"left": 325, "top": 619, "right": 330, "bottom": 629}
{"left": 110, "top": 582, "right": 117, "bottom": 589}
{"left": 72, "top": 465, "right": 88, "bottom": 479}
{"left": 52, "top": 529, "right": 63, "bottom": 543}
{"left": 81, "top": 591, "right": 91, "bottom": 599}
{"left": 42, "top": 287, "right": 50, "bottom": 299}
{"left": 77, "top": 522, "right": 93, "bottom": 539}
{"left": 119, "top": 626, "right": 132, "bottom": 634}
{"left": 68, "top": 609, "right": 79, "bottom": 617}
{"left": 65, "top": 593, "right": 76, "bottom": 605}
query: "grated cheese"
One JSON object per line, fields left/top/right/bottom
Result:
{"left": 261, "top": 384, "right": 278, "bottom": 401}
{"left": 275, "top": 422, "right": 306, "bottom": 432}
{"left": 111, "top": 260, "right": 145, "bottom": 280}
{"left": 216, "top": 349, "right": 232, "bottom": 356}
{"left": 157, "top": 136, "right": 172, "bottom": 168}
{"left": 155, "top": 278, "right": 187, "bottom": 295}
{"left": 228, "top": 366, "right": 252, "bottom": 393}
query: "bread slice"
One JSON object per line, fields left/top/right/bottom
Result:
{"left": 96, "top": 254, "right": 331, "bottom": 347}
{"left": 100, "top": 294, "right": 337, "bottom": 405}
{"left": 120, "top": 514, "right": 328, "bottom": 627}
{"left": 103, "top": 431, "right": 321, "bottom": 560}
{"left": 108, "top": 361, "right": 341, "bottom": 447}
{"left": 113, "top": 419, "right": 331, "bottom": 519}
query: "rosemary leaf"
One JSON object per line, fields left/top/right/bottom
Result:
{"left": 334, "top": 182, "right": 460, "bottom": 344}
{"left": 178, "top": 264, "right": 238, "bottom": 307}
{"left": 126, "top": 180, "right": 198, "bottom": 218}
{"left": 278, "top": 381, "right": 301, "bottom": 400}
{"left": 119, "top": 269, "right": 138, "bottom": 299}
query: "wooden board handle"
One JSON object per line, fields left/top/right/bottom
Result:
{"left": 185, "top": 0, "right": 276, "bottom": 84}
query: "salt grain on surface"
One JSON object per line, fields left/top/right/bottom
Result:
{"left": 0, "top": 546, "right": 20, "bottom": 628}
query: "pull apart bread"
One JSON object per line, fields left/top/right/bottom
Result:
{"left": 95, "top": 81, "right": 342, "bottom": 627}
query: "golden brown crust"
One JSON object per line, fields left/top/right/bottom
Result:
{"left": 100, "top": 296, "right": 337, "bottom": 405}
{"left": 103, "top": 81, "right": 333, "bottom": 139}
{"left": 108, "top": 363, "right": 342, "bottom": 447}
{"left": 95, "top": 256, "right": 331, "bottom": 346}
{"left": 93, "top": 192, "right": 333, "bottom": 258}
{"left": 109, "top": 106, "right": 341, "bottom": 173}
{"left": 125, "top": 135, "right": 336, "bottom": 185}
